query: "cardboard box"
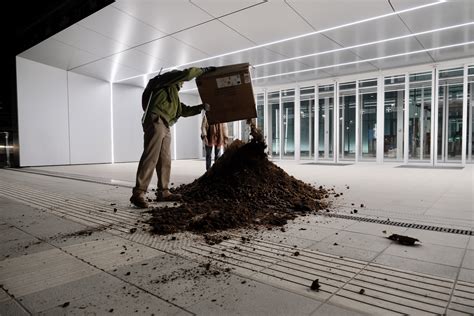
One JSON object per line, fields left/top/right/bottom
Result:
{"left": 196, "top": 63, "right": 257, "bottom": 124}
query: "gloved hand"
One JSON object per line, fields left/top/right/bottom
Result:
{"left": 202, "top": 66, "right": 217, "bottom": 74}
{"left": 202, "top": 103, "right": 211, "bottom": 111}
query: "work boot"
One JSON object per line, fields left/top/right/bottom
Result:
{"left": 155, "top": 190, "right": 182, "bottom": 202}
{"left": 130, "top": 193, "right": 149, "bottom": 208}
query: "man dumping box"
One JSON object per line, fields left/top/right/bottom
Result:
{"left": 196, "top": 63, "right": 257, "bottom": 124}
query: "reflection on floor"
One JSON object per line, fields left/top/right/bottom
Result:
{"left": 0, "top": 161, "right": 472, "bottom": 315}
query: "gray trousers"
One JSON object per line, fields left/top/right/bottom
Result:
{"left": 133, "top": 113, "right": 171, "bottom": 195}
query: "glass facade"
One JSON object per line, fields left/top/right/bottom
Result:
{"left": 240, "top": 120, "right": 250, "bottom": 143}
{"left": 281, "top": 89, "right": 295, "bottom": 158}
{"left": 469, "top": 66, "right": 474, "bottom": 162}
{"left": 384, "top": 75, "right": 405, "bottom": 161}
{"left": 408, "top": 72, "right": 432, "bottom": 161}
{"left": 338, "top": 82, "right": 356, "bottom": 161}
{"left": 318, "top": 84, "right": 334, "bottom": 160}
{"left": 300, "top": 86, "right": 315, "bottom": 159}
{"left": 268, "top": 91, "right": 280, "bottom": 157}
{"left": 438, "top": 68, "right": 464, "bottom": 162}
{"left": 254, "top": 63, "right": 473, "bottom": 165}
{"left": 256, "top": 93, "right": 264, "bottom": 131}
{"left": 359, "top": 79, "right": 377, "bottom": 159}
{"left": 227, "top": 121, "right": 234, "bottom": 142}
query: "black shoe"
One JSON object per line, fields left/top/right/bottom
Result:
{"left": 130, "top": 195, "right": 149, "bottom": 208}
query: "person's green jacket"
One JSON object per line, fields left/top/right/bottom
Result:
{"left": 147, "top": 67, "right": 205, "bottom": 126}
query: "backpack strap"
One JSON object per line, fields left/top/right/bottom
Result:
{"left": 141, "top": 91, "right": 153, "bottom": 124}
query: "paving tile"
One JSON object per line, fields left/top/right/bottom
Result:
{"left": 467, "top": 237, "right": 474, "bottom": 250}
{"left": 462, "top": 250, "right": 474, "bottom": 270}
{"left": 310, "top": 217, "right": 356, "bottom": 230}
{"left": 110, "top": 253, "right": 241, "bottom": 308}
{"left": 61, "top": 236, "right": 164, "bottom": 271}
{"left": 458, "top": 268, "right": 474, "bottom": 283}
{"left": 0, "top": 225, "right": 55, "bottom": 260}
{"left": 48, "top": 229, "right": 114, "bottom": 248}
{"left": 424, "top": 208, "right": 473, "bottom": 221}
{"left": 311, "top": 303, "right": 370, "bottom": 315}
{"left": 308, "top": 241, "right": 379, "bottom": 262}
{"left": 183, "top": 279, "right": 322, "bottom": 316}
{"left": 0, "top": 288, "right": 9, "bottom": 303}
{"left": 318, "top": 230, "right": 392, "bottom": 253}
{"left": 37, "top": 282, "right": 185, "bottom": 316}
{"left": 0, "top": 196, "right": 90, "bottom": 240}
{"left": 278, "top": 221, "right": 339, "bottom": 243}
{"left": 0, "top": 248, "right": 100, "bottom": 298}
{"left": 382, "top": 242, "right": 465, "bottom": 267}
{"left": 402, "top": 229, "right": 470, "bottom": 249}
{"left": 373, "top": 254, "right": 459, "bottom": 279}
{"left": 342, "top": 221, "right": 408, "bottom": 236}
{"left": 254, "top": 231, "right": 317, "bottom": 249}
{"left": 0, "top": 298, "right": 30, "bottom": 316}
{"left": 18, "top": 272, "right": 120, "bottom": 313}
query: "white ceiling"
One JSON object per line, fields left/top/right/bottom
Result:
{"left": 19, "top": 0, "right": 474, "bottom": 89}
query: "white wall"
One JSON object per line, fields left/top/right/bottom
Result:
{"left": 112, "top": 83, "right": 143, "bottom": 162}
{"left": 17, "top": 57, "right": 203, "bottom": 166}
{"left": 16, "top": 57, "right": 70, "bottom": 166}
{"left": 175, "top": 93, "right": 202, "bottom": 159}
{"left": 68, "top": 72, "right": 111, "bottom": 164}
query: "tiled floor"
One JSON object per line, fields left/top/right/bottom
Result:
{"left": 0, "top": 160, "right": 472, "bottom": 315}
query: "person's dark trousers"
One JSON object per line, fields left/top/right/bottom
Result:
{"left": 205, "top": 145, "right": 222, "bottom": 170}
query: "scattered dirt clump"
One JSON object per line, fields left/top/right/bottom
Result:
{"left": 387, "top": 234, "right": 420, "bottom": 246}
{"left": 146, "top": 129, "right": 331, "bottom": 236}
{"left": 52, "top": 224, "right": 111, "bottom": 239}
{"left": 310, "top": 279, "right": 320, "bottom": 291}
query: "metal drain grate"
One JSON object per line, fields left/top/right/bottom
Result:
{"left": 324, "top": 213, "right": 473, "bottom": 235}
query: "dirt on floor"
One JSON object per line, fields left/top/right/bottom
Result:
{"left": 145, "top": 128, "right": 335, "bottom": 237}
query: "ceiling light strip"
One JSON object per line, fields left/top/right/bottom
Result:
{"left": 253, "top": 41, "right": 474, "bottom": 80}
{"left": 114, "top": 0, "right": 444, "bottom": 83}
{"left": 254, "top": 22, "right": 474, "bottom": 67}
{"left": 172, "top": 1, "right": 443, "bottom": 67}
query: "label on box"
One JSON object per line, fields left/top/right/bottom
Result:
{"left": 216, "top": 74, "right": 242, "bottom": 88}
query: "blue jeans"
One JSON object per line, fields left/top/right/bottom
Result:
{"left": 205, "top": 145, "right": 222, "bottom": 170}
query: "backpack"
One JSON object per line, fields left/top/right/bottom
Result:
{"left": 141, "top": 76, "right": 160, "bottom": 111}
{"left": 141, "top": 71, "right": 180, "bottom": 111}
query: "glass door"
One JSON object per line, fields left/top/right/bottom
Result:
{"left": 338, "top": 82, "right": 356, "bottom": 161}
{"left": 268, "top": 91, "right": 280, "bottom": 158}
{"left": 468, "top": 66, "right": 474, "bottom": 163}
{"left": 359, "top": 79, "right": 378, "bottom": 160}
{"left": 282, "top": 89, "right": 295, "bottom": 158}
{"left": 437, "top": 68, "right": 464, "bottom": 164}
{"left": 318, "top": 84, "right": 335, "bottom": 160}
{"left": 408, "top": 72, "right": 432, "bottom": 162}
{"left": 384, "top": 75, "right": 405, "bottom": 161}
{"left": 300, "top": 87, "right": 315, "bottom": 159}
{"left": 256, "top": 93, "right": 264, "bottom": 132}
